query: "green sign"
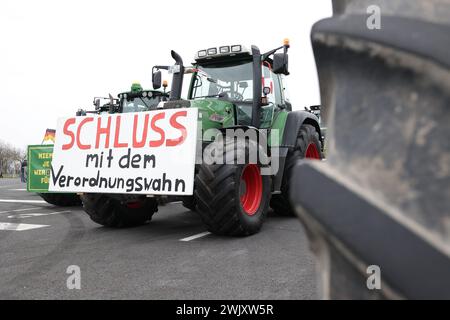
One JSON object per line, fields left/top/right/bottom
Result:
{"left": 27, "top": 145, "right": 54, "bottom": 193}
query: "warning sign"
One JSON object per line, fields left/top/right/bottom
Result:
{"left": 49, "top": 108, "right": 198, "bottom": 195}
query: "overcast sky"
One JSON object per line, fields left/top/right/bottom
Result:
{"left": 0, "top": 0, "right": 332, "bottom": 149}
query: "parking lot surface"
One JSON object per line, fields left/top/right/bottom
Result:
{"left": 0, "top": 178, "right": 317, "bottom": 299}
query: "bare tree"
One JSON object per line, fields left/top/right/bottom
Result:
{"left": 0, "top": 139, "right": 25, "bottom": 178}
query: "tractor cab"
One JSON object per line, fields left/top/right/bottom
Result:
{"left": 190, "top": 44, "right": 290, "bottom": 128}
{"left": 118, "top": 82, "right": 169, "bottom": 113}
{"left": 76, "top": 82, "right": 169, "bottom": 116}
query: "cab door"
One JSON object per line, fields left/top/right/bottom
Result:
{"left": 260, "top": 64, "right": 287, "bottom": 128}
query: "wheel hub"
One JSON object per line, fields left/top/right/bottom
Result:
{"left": 305, "top": 143, "right": 321, "bottom": 159}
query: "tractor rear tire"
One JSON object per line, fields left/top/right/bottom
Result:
{"left": 271, "top": 124, "right": 322, "bottom": 216}
{"left": 80, "top": 194, "right": 158, "bottom": 228}
{"left": 194, "top": 139, "right": 271, "bottom": 236}
{"left": 38, "top": 193, "right": 82, "bottom": 207}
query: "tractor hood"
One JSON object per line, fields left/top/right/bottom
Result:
{"left": 190, "top": 99, "right": 235, "bottom": 130}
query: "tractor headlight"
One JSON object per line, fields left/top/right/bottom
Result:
{"left": 198, "top": 50, "right": 207, "bottom": 58}
{"left": 231, "top": 45, "right": 241, "bottom": 53}
{"left": 219, "top": 46, "right": 230, "bottom": 54}
{"left": 207, "top": 48, "right": 217, "bottom": 55}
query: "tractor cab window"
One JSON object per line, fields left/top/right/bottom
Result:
{"left": 192, "top": 60, "right": 255, "bottom": 125}
{"left": 191, "top": 60, "right": 284, "bottom": 127}
{"left": 262, "top": 64, "right": 284, "bottom": 106}
{"left": 121, "top": 95, "right": 162, "bottom": 113}
{"left": 182, "top": 72, "right": 193, "bottom": 100}
{"left": 192, "top": 60, "right": 254, "bottom": 101}
{"left": 260, "top": 65, "right": 284, "bottom": 128}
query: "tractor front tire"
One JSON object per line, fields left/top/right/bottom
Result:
{"left": 181, "top": 196, "right": 196, "bottom": 211}
{"left": 80, "top": 194, "right": 158, "bottom": 228}
{"left": 38, "top": 193, "right": 82, "bottom": 207}
{"left": 195, "top": 139, "right": 270, "bottom": 236}
{"left": 271, "top": 124, "right": 322, "bottom": 216}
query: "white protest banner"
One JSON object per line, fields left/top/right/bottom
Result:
{"left": 49, "top": 108, "right": 198, "bottom": 195}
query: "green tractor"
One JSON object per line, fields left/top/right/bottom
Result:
{"left": 77, "top": 82, "right": 169, "bottom": 116}
{"left": 79, "top": 40, "right": 323, "bottom": 236}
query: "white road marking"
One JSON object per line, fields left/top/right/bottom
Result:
{"left": 7, "top": 211, "right": 71, "bottom": 219}
{"left": 9, "top": 189, "right": 26, "bottom": 191}
{"left": 0, "top": 199, "right": 47, "bottom": 204}
{"left": 0, "top": 184, "right": 24, "bottom": 189}
{"left": 0, "top": 208, "right": 36, "bottom": 214}
{"left": 0, "top": 222, "right": 49, "bottom": 231}
{"left": 180, "top": 231, "right": 211, "bottom": 242}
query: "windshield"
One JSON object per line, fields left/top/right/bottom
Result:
{"left": 191, "top": 60, "right": 253, "bottom": 102}
{"left": 121, "top": 96, "right": 162, "bottom": 113}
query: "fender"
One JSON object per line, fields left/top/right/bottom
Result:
{"left": 272, "top": 110, "right": 321, "bottom": 192}
{"left": 281, "top": 110, "right": 322, "bottom": 149}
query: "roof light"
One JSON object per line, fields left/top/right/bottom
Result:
{"left": 207, "top": 48, "right": 217, "bottom": 55}
{"left": 284, "top": 38, "right": 290, "bottom": 46}
{"left": 195, "top": 45, "right": 251, "bottom": 61}
{"left": 131, "top": 82, "right": 142, "bottom": 92}
{"left": 231, "top": 45, "right": 241, "bottom": 52}
{"left": 219, "top": 46, "right": 230, "bottom": 54}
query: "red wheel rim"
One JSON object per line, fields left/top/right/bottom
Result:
{"left": 240, "top": 164, "right": 263, "bottom": 216}
{"left": 305, "top": 143, "right": 321, "bottom": 159}
{"left": 126, "top": 201, "right": 143, "bottom": 209}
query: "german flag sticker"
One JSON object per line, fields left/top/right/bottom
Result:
{"left": 42, "top": 128, "right": 56, "bottom": 144}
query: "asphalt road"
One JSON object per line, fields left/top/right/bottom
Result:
{"left": 0, "top": 178, "right": 317, "bottom": 299}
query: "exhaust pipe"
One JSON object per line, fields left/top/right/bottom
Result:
{"left": 169, "top": 50, "right": 184, "bottom": 101}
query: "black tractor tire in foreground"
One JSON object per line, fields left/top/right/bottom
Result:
{"left": 270, "top": 124, "right": 322, "bottom": 216}
{"left": 80, "top": 194, "right": 158, "bottom": 228}
{"left": 195, "top": 139, "right": 271, "bottom": 236}
{"left": 38, "top": 193, "right": 82, "bottom": 207}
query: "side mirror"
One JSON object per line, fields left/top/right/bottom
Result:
{"left": 94, "top": 98, "right": 100, "bottom": 109}
{"left": 239, "top": 82, "right": 249, "bottom": 89}
{"left": 152, "top": 70, "right": 162, "bottom": 90}
{"left": 273, "top": 53, "right": 289, "bottom": 75}
{"left": 76, "top": 109, "right": 87, "bottom": 116}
